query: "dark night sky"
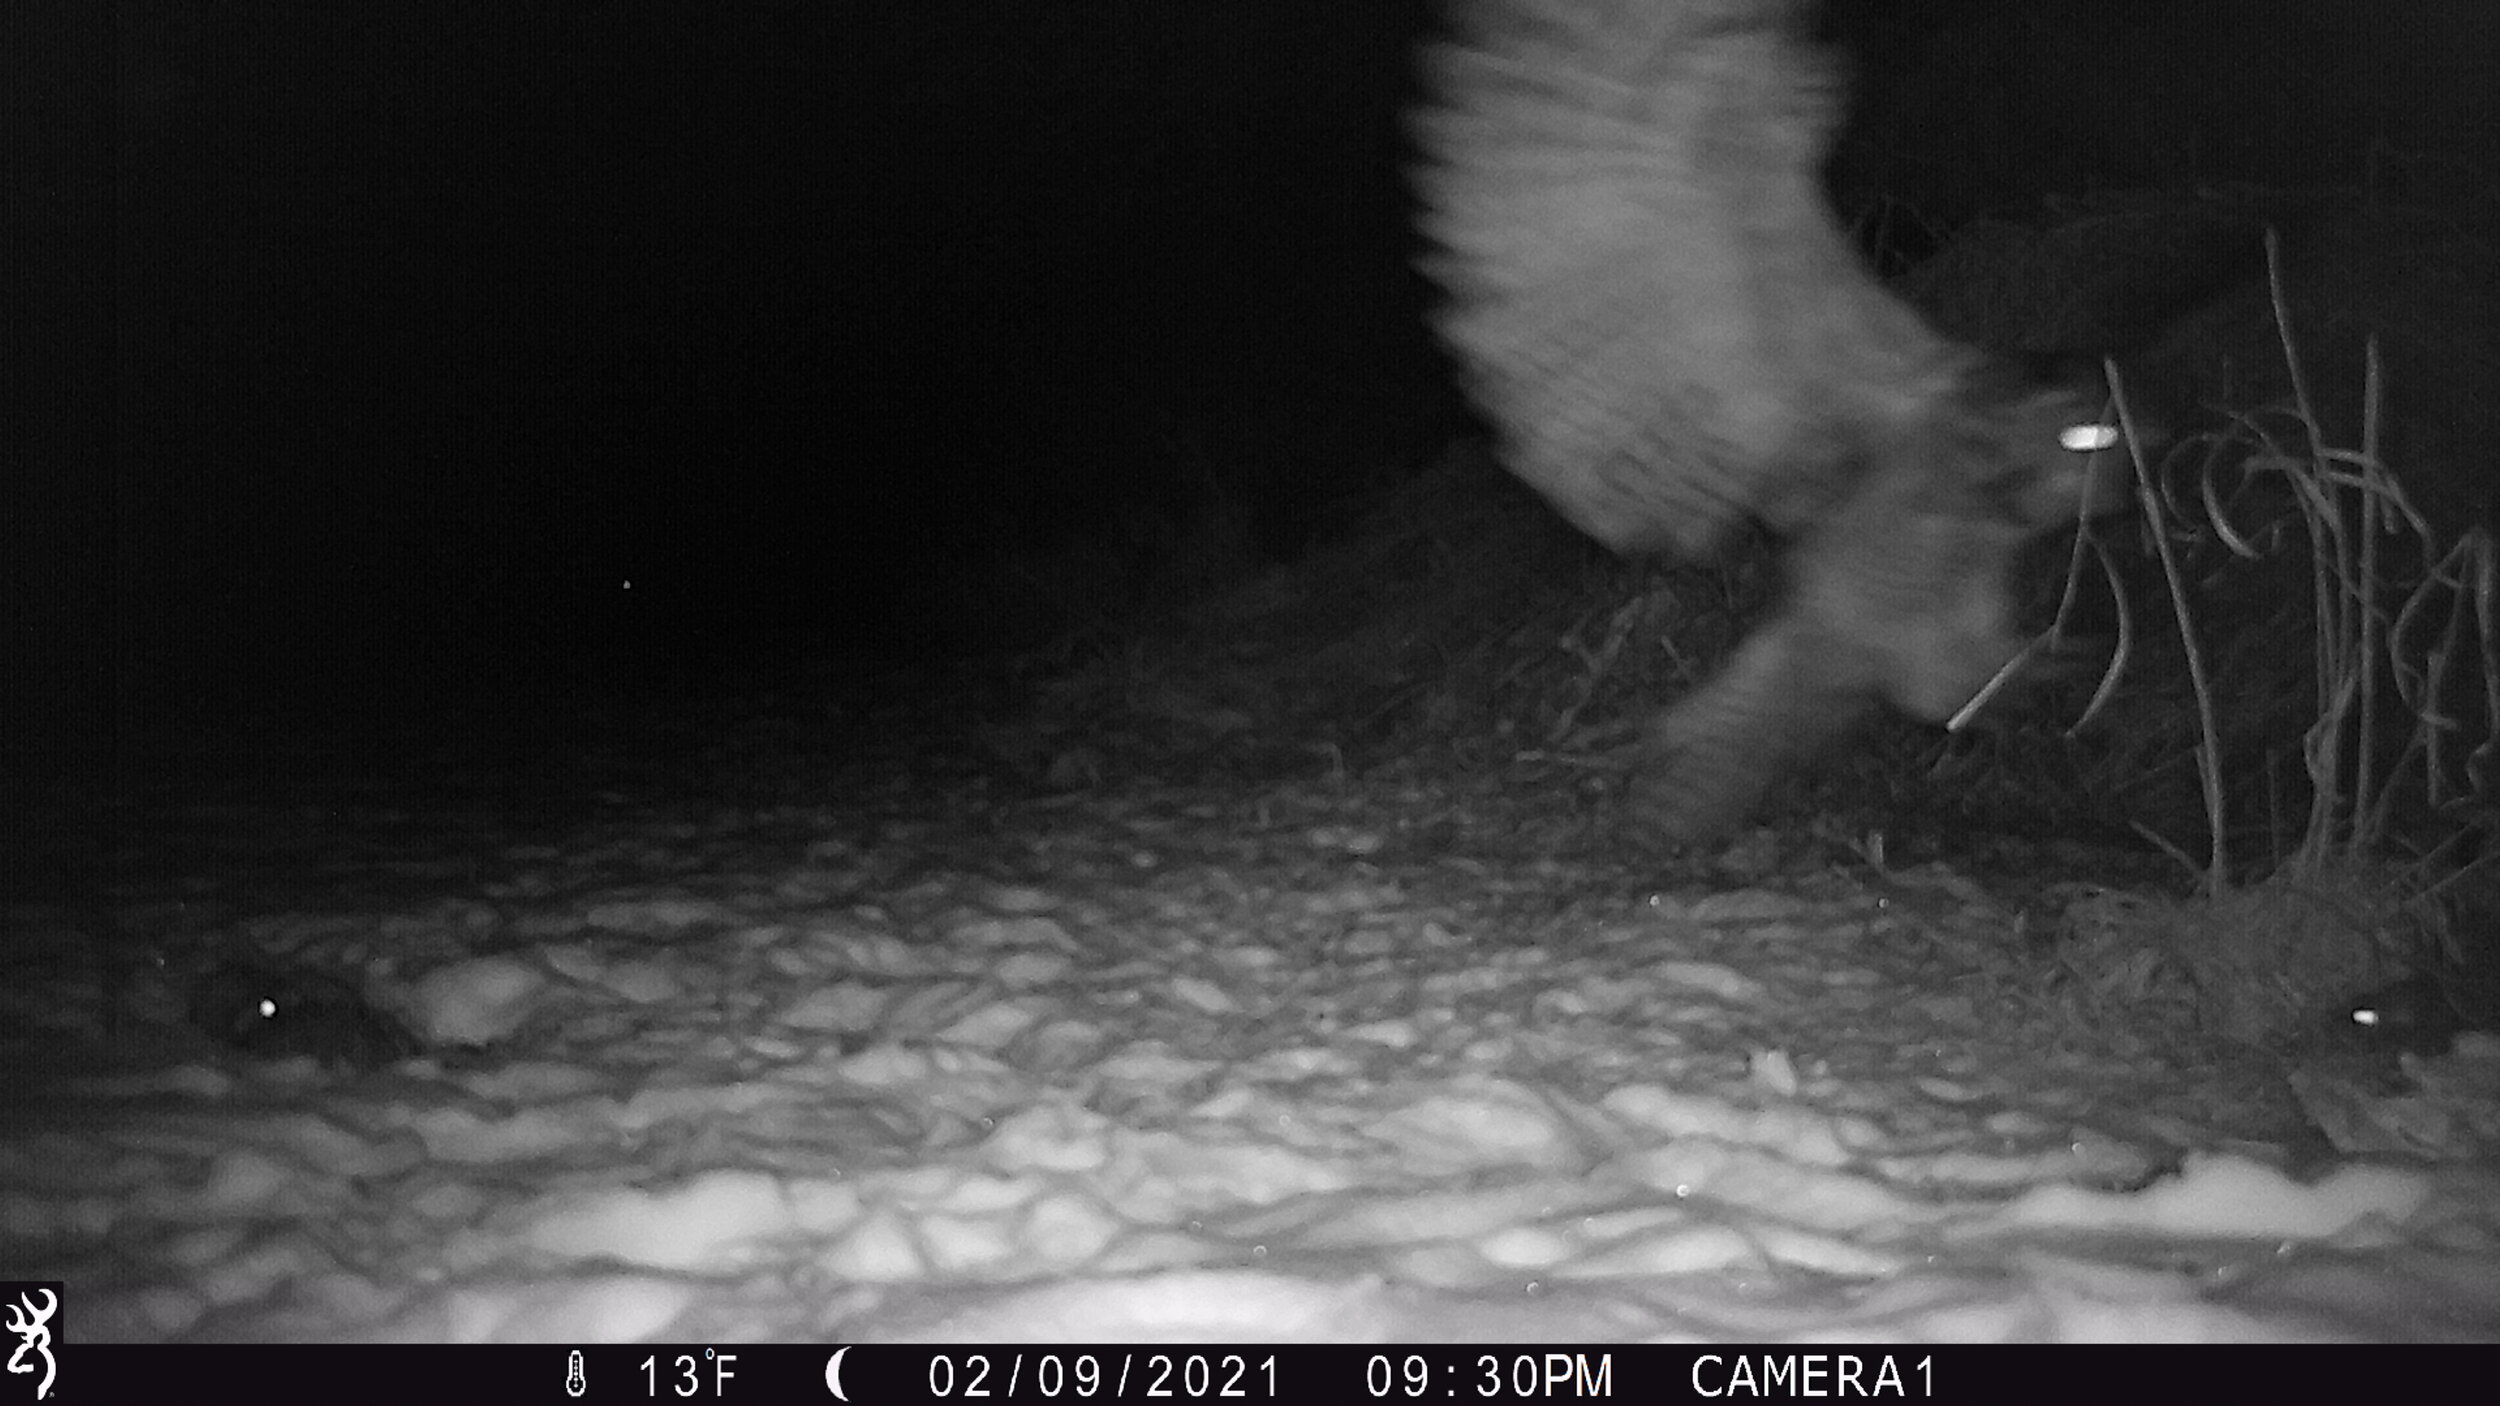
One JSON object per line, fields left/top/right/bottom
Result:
{"left": 9, "top": 1, "right": 2495, "bottom": 786}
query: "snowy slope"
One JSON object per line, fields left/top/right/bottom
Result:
{"left": 8, "top": 750, "right": 2499, "bottom": 1344}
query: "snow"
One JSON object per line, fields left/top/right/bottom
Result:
{"left": 8, "top": 745, "right": 2500, "bottom": 1345}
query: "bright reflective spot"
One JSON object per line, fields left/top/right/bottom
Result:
{"left": 2060, "top": 422, "right": 2120, "bottom": 452}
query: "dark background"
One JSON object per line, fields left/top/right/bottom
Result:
{"left": 9, "top": 1, "right": 2496, "bottom": 792}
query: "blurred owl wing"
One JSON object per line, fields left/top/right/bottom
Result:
{"left": 1413, "top": 0, "right": 1974, "bottom": 557}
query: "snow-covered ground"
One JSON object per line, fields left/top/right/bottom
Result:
{"left": 9, "top": 706, "right": 2500, "bottom": 1343}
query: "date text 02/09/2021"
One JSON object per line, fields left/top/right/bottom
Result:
{"left": 903, "top": 1349, "right": 1924, "bottom": 1399}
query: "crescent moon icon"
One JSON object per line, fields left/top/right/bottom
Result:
{"left": 825, "top": 1346, "right": 850, "bottom": 1401}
